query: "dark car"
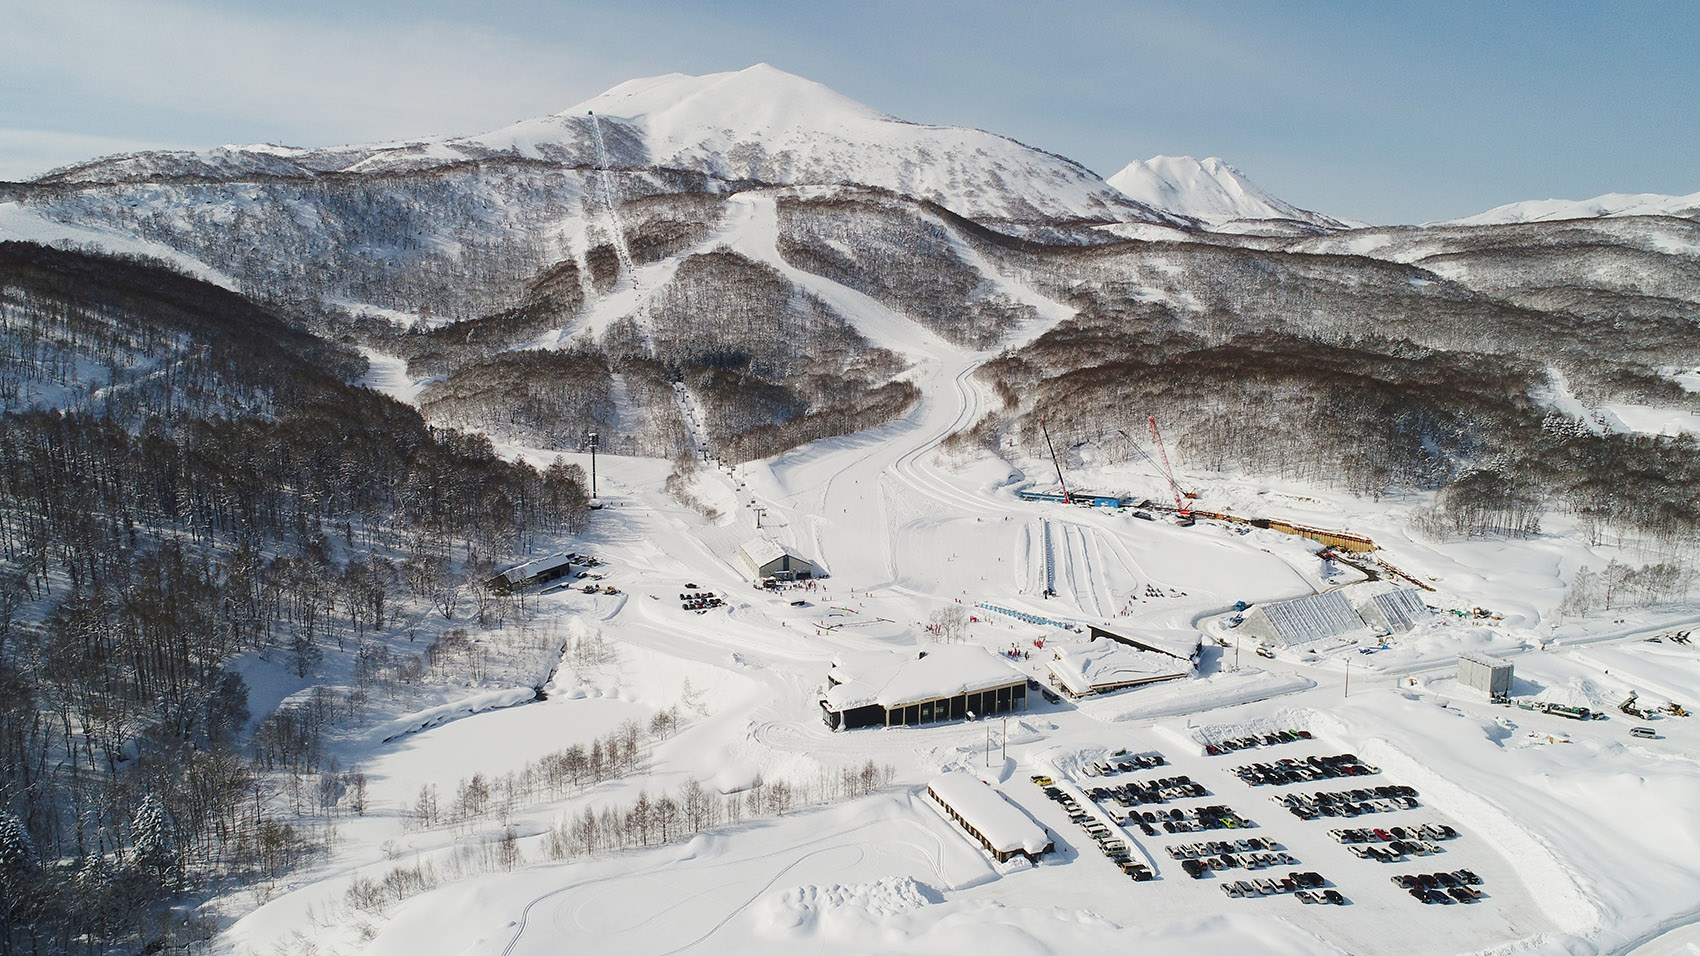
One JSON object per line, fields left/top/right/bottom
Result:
{"left": 1322, "top": 889, "right": 1346, "bottom": 905}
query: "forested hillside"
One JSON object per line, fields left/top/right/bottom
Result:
{"left": 0, "top": 243, "right": 590, "bottom": 953}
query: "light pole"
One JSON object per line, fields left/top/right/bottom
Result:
{"left": 1344, "top": 657, "right": 1351, "bottom": 698}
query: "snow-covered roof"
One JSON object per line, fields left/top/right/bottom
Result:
{"left": 1047, "top": 642, "right": 1192, "bottom": 696}
{"left": 824, "top": 646, "right": 1024, "bottom": 712}
{"left": 739, "top": 537, "right": 791, "bottom": 568}
{"left": 1088, "top": 624, "right": 1201, "bottom": 661}
{"left": 1458, "top": 651, "right": 1512, "bottom": 670}
{"left": 498, "top": 553, "right": 573, "bottom": 586}
{"left": 927, "top": 771, "right": 1051, "bottom": 856}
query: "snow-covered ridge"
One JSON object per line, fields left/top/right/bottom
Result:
{"left": 31, "top": 64, "right": 1177, "bottom": 226}
{"left": 1106, "top": 154, "right": 1346, "bottom": 231}
{"left": 1442, "top": 189, "right": 1700, "bottom": 226}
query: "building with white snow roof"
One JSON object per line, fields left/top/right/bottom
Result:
{"left": 927, "top": 771, "right": 1053, "bottom": 863}
{"left": 1047, "top": 641, "right": 1193, "bottom": 698}
{"left": 737, "top": 537, "right": 815, "bottom": 582}
{"left": 820, "top": 646, "right": 1027, "bottom": 730}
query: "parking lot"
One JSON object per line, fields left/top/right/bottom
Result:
{"left": 1009, "top": 720, "right": 1555, "bottom": 955}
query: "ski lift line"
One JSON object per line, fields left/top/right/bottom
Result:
{"left": 586, "top": 111, "right": 641, "bottom": 291}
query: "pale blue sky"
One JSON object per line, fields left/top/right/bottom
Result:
{"left": 2, "top": 0, "right": 1695, "bottom": 223}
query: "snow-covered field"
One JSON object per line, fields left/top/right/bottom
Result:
{"left": 204, "top": 187, "right": 1700, "bottom": 956}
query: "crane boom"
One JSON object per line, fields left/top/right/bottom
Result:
{"left": 1135, "top": 419, "right": 1192, "bottom": 515}
{"left": 1040, "top": 418, "right": 1071, "bottom": 504}
{"left": 1119, "top": 429, "right": 1187, "bottom": 514}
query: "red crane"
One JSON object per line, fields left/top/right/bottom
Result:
{"left": 1148, "top": 417, "right": 1196, "bottom": 515}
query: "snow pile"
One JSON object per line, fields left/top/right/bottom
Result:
{"left": 1105, "top": 155, "right": 1345, "bottom": 230}
{"left": 755, "top": 876, "right": 936, "bottom": 940}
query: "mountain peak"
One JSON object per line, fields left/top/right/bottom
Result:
{"left": 1439, "top": 189, "right": 1700, "bottom": 226}
{"left": 1106, "top": 154, "right": 1345, "bottom": 231}
{"left": 566, "top": 63, "right": 893, "bottom": 130}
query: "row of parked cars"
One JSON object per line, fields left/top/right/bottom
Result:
{"left": 1172, "top": 844, "right": 1299, "bottom": 879}
{"left": 1232, "top": 753, "right": 1378, "bottom": 786}
{"left": 1141, "top": 804, "right": 1254, "bottom": 833}
{"left": 1087, "top": 773, "right": 1208, "bottom": 808}
{"left": 1394, "top": 870, "right": 1484, "bottom": 904}
{"left": 1329, "top": 823, "right": 1457, "bottom": 845}
{"left": 1222, "top": 870, "right": 1346, "bottom": 905}
{"left": 679, "top": 590, "right": 724, "bottom": 612}
{"left": 1276, "top": 785, "right": 1420, "bottom": 819}
{"left": 1204, "top": 730, "right": 1312, "bottom": 756}
{"left": 1033, "top": 775, "right": 1154, "bottom": 881}
{"left": 1082, "top": 751, "right": 1168, "bottom": 776}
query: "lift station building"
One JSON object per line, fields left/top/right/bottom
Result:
{"left": 738, "top": 537, "right": 815, "bottom": 582}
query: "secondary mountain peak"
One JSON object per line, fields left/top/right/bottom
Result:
{"left": 1106, "top": 154, "right": 1346, "bottom": 232}
{"left": 1440, "top": 188, "right": 1700, "bottom": 226}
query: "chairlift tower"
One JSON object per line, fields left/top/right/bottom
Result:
{"left": 584, "top": 431, "right": 600, "bottom": 501}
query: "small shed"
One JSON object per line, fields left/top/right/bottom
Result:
{"left": 927, "top": 771, "right": 1052, "bottom": 863}
{"left": 1458, "top": 653, "right": 1513, "bottom": 700}
{"left": 489, "top": 554, "right": 576, "bottom": 592}
{"left": 738, "top": 538, "right": 814, "bottom": 582}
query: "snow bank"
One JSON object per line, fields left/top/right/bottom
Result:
{"left": 373, "top": 687, "right": 536, "bottom": 743}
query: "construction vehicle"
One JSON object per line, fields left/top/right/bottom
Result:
{"left": 1543, "top": 702, "right": 1603, "bottom": 721}
{"left": 1663, "top": 702, "right": 1689, "bottom": 717}
{"left": 1620, "top": 691, "right": 1649, "bottom": 720}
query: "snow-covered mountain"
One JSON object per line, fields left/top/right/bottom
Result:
{"left": 1443, "top": 189, "right": 1700, "bottom": 226}
{"left": 32, "top": 64, "right": 1177, "bottom": 227}
{"left": 1105, "top": 155, "right": 1346, "bottom": 232}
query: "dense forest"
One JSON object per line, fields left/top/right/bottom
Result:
{"left": 0, "top": 243, "right": 590, "bottom": 954}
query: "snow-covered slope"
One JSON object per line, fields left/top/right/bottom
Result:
{"left": 1443, "top": 189, "right": 1700, "bottom": 226}
{"left": 32, "top": 65, "right": 1176, "bottom": 226}
{"left": 1106, "top": 155, "right": 1345, "bottom": 231}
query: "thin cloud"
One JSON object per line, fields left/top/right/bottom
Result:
{"left": 1, "top": 0, "right": 616, "bottom": 148}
